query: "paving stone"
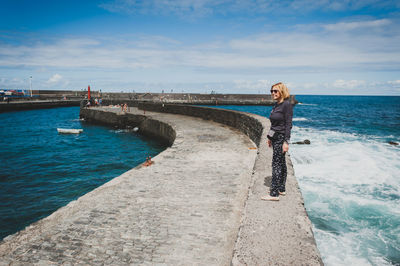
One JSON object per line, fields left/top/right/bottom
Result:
{"left": 0, "top": 107, "right": 321, "bottom": 265}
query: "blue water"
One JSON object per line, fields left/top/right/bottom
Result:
{"left": 1, "top": 99, "right": 399, "bottom": 265}
{"left": 0, "top": 107, "right": 166, "bottom": 240}
{"left": 209, "top": 96, "right": 400, "bottom": 266}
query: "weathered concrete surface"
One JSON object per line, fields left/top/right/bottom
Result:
{"left": 0, "top": 107, "right": 258, "bottom": 265}
{"left": 134, "top": 104, "right": 322, "bottom": 265}
{"left": 136, "top": 103, "right": 264, "bottom": 147}
{"left": 232, "top": 114, "right": 323, "bottom": 266}
{"left": 0, "top": 106, "right": 322, "bottom": 265}
{"left": 93, "top": 93, "right": 281, "bottom": 106}
{"left": 0, "top": 100, "right": 80, "bottom": 113}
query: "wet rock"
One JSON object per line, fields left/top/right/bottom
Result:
{"left": 388, "top": 141, "right": 399, "bottom": 146}
{"left": 293, "top": 139, "right": 311, "bottom": 145}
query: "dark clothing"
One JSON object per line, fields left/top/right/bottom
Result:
{"left": 269, "top": 99, "right": 293, "bottom": 142}
{"left": 270, "top": 133, "right": 287, "bottom": 196}
{"left": 269, "top": 98, "right": 293, "bottom": 197}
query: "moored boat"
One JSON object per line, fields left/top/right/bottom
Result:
{"left": 57, "top": 128, "right": 83, "bottom": 134}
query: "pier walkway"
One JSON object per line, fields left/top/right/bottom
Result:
{"left": 0, "top": 107, "right": 321, "bottom": 265}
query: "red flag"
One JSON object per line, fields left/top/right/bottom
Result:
{"left": 88, "top": 85, "right": 91, "bottom": 100}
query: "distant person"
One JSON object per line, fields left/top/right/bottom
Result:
{"left": 262, "top": 82, "right": 293, "bottom": 201}
{"left": 86, "top": 101, "right": 91, "bottom": 108}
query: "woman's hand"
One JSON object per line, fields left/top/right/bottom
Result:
{"left": 267, "top": 139, "right": 271, "bottom": 147}
{"left": 283, "top": 142, "right": 289, "bottom": 153}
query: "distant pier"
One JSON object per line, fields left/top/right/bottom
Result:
{"left": 0, "top": 90, "right": 298, "bottom": 113}
{"left": 0, "top": 100, "right": 81, "bottom": 113}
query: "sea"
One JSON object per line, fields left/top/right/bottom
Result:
{"left": 1, "top": 97, "right": 399, "bottom": 265}
{"left": 210, "top": 95, "right": 400, "bottom": 266}
{"left": 0, "top": 106, "right": 166, "bottom": 240}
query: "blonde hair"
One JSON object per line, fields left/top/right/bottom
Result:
{"left": 271, "top": 82, "right": 290, "bottom": 100}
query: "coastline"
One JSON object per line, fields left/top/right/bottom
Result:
{"left": 0, "top": 105, "right": 322, "bottom": 264}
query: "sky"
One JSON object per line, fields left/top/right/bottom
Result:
{"left": 0, "top": 0, "right": 399, "bottom": 95}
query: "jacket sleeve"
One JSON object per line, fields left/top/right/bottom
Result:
{"left": 284, "top": 101, "right": 293, "bottom": 142}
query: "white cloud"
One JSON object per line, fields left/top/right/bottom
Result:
{"left": 42, "top": 74, "right": 70, "bottom": 89}
{"left": 99, "top": 0, "right": 400, "bottom": 17}
{"left": 388, "top": 80, "right": 400, "bottom": 85}
{"left": 333, "top": 79, "right": 366, "bottom": 89}
{"left": 0, "top": 77, "right": 31, "bottom": 89}
{"left": 1, "top": 6, "right": 399, "bottom": 95}
{"left": 323, "top": 19, "right": 391, "bottom": 32}
{"left": 2, "top": 27, "right": 399, "bottom": 73}
{"left": 303, "top": 83, "right": 318, "bottom": 89}
{"left": 387, "top": 80, "right": 400, "bottom": 90}
{"left": 47, "top": 74, "right": 63, "bottom": 84}
{"left": 284, "top": 79, "right": 400, "bottom": 95}
{"left": 100, "top": 0, "right": 216, "bottom": 18}
{"left": 233, "top": 79, "right": 271, "bottom": 90}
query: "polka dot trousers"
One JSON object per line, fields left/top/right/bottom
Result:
{"left": 270, "top": 133, "right": 287, "bottom": 197}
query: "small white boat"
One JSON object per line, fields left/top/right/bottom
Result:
{"left": 57, "top": 128, "right": 83, "bottom": 134}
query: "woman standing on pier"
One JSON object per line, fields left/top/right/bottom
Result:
{"left": 262, "top": 82, "right": 293, "bottom": 201}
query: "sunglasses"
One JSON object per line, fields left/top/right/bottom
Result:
{"left": 270, "top": 89, "right": 279, "bottom": 94}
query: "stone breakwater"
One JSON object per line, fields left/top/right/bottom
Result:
{"left": 0, "top": 92, "right": 298, "bottom": 113}
{"left": 99, "top": 93, "right": 296, "bottom": 106}
{"left": 0, "top": 105, "right": 322, "bottom": 265}
{"left": 0, "top": 100, "right": 81, "bottom": 113}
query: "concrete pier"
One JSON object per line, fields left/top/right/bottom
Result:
{"left": 0, "top": 105, "right": 322, "bottom": 265}
{"left": 0, "top": 100, "right": 81, "bottom": 113}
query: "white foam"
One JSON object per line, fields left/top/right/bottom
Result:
{"left": 293, "top": 117, "right": 308, "bottom": 121}
{"left": 298, "top": 103, "right": 318, "bottom": 106}
{"left": 290, "top": 127, "right": 400, "bottom": 265}
{"left": 313, "top": 228, "right": 394, "bottom": 266}
{"left": 110, "top": 129, "right": 129, "bottom": 133}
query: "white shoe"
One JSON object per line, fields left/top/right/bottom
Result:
{"left": 261, "top": 195, "right": 279, "bottom": 201}
{"left": 279, "top": 192, "right": 286, "bottom": 196}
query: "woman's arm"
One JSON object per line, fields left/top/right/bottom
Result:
{"left": 283, "top": 101, "right": 293, "bottom": 152}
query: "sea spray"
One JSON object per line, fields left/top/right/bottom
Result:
{"left": 208, "top": 96, "right": 400, "bottom": 265}
{"left": 290, "top": 126, "right": 400, "bottom": 265}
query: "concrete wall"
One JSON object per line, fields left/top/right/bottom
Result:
{"left": 0, "top": 92, "right": 297, "bottom": 113}
{"left": 137, "top": 103, "right": 264, "bottom": 147}
{"left": 100, "top": 93, "right": 298, "bottom": 106}
{"left": 0, "top": 100, "right": 81, "bottom": 113}
{"left": 102, "top": 92, "right": 277, "bottom": 105}
{"left": 83, "top": 103, "right": 263, "bottom": 148}
{"left": 80, "top": 108, "right": 176, "bottom": 146}
{"left": 78, "top": 105, "right": 322, "bottom": 265}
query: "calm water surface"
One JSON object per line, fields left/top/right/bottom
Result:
{"left": 0, "top": 107, "right": 166, "bottom": 240}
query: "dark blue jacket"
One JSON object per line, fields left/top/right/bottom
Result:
{"left": 269, "top": 99, "right": 293, "bottom": 142}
